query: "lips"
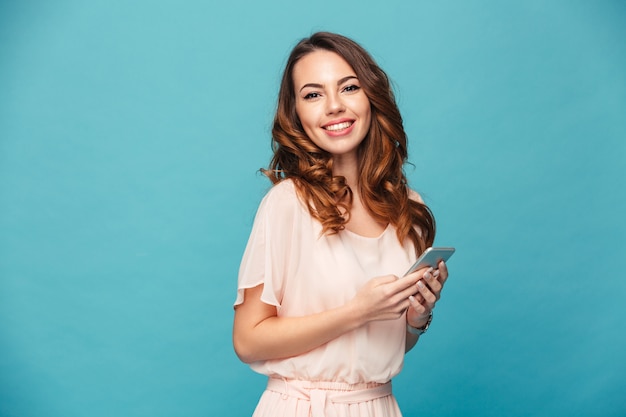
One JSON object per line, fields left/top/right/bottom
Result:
{"left": 323, "top": 119, "right": 354, "bottom": 132}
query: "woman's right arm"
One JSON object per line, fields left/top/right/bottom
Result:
{"left": 233, "top": 272, "right": 423, "bottom": 364}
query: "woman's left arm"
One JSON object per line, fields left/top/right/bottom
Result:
{"left": 405, "top": 260, "right": 449, "bottom": 352}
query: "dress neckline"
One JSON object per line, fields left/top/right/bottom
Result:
{"left": 342, "top": 223, "right": 391, "bottom": 240}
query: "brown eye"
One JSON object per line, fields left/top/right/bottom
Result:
{"left": 343, "top": 85, "right": 360, "bottom": 93}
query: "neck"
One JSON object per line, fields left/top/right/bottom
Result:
{"left": 332, "top": 153, "right": 359, "bottom": 189}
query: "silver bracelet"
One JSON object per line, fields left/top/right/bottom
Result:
{"left": 407, "top": 311, "right": 433, "bottom": 336}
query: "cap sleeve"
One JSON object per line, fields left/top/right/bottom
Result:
{"left": 234, "top": 181, "right": 302, "bottom": 308}
{"left": 408, "top": 188, "right": 425, "bottom": 204}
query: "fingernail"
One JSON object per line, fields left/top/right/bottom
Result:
{"left": 433, "top": 270, "right": 440, "bottom": 279}
{"left": 417, "top": 281, "right": 425, "bottom": 289}
{"left": 409, "top": 295, "right": 416, "bottom": 302}
{"left": 424, "top": 272, "right": 432, "bottom": 280}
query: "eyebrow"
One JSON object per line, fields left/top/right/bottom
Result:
{"left": 299, "top": 75, "right": 358, "bottom": 93}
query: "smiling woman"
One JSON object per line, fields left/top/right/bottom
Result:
{"left": 293, "top": 50, "right": 372, "bottom": 162}
{"left": 232, "top": 32, "right": 443, "bottom": 417}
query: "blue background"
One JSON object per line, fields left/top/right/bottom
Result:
{"left": 1, "top": 1, "right": 625, "bottom": 416}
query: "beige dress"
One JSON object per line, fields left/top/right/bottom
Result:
{"left": 235, "top": 180, "right": 419, "bottom": 417}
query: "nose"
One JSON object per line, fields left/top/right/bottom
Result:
{"left": 325, "top": 92, "right": 345, "bottom": 115}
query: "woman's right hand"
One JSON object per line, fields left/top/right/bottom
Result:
{"left": 233, "top": 270, "right": 427, "bottom": 363}
{"left": 349, "top": 270, "right": 425, "bottom": 324}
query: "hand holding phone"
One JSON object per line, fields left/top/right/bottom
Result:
{"left": 404, "top": 247, "right": 455, "bottom": 276}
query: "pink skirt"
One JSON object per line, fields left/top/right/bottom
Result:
{"left": 251, "top": 378, "right": 403, "bottom": 417}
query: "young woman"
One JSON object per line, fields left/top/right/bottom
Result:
{"left": 233, "top": 32, "right": 449, "bottom": 417}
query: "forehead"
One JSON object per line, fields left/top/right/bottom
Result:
{"left": 292, "top": 50, "right": 356, "bottom": 85}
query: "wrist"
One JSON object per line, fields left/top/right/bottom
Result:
{"left": 407, "top": 311, "right": 433, "bottom": 336}
{"left": 408, "top": 313, "right": 430, "bottom": 328}
{"left": 343, "top": 300, "right": 368, "bottom": 332}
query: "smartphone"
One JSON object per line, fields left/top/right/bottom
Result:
{"left": 403, "top": 247, "right": 455, "bottom": 276}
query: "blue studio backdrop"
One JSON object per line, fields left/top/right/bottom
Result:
{"left": 1, "top": 1, "right": 625, "bottom": 416}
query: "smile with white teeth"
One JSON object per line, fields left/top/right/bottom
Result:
{"left": 324, "top": 121, "right": 353, "bottom": 131}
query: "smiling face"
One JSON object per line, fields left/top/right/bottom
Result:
{"left": 293, "top": 50, "right": 372, "bottom": 162}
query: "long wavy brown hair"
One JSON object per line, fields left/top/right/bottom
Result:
{"left": 263, "top": 32, "right": 435, "bottom": 255}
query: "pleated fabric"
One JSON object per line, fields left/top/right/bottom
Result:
{"left": 252, "top": 379, "right": 403, "bottom": 417}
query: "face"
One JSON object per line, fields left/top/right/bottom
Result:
{"left": 292, "top": 50, "right": 371, "bottom": 161}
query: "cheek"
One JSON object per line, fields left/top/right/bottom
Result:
{"left": 361, "top": 105, "right": 372, "bottom": 129}
{"left": 355, "top": 96, "right": 371, "bottom": 123}
{"left": 295, "top": 105, "right": 314, "bottom": 130}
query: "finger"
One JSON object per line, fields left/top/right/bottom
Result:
{"left": 376, "top": 274, "right": 401, "bottom": 285}
{"left": 392, "top": 268, "right": 434, "bottom": 304}
{"left": 397, "top": 282, "right": 423, "bottom": 305}
{"left": 417, "top": 279, "right": 437, "bottom": 308}
{"left": 393, "top": 270, "right": 429, "bottom": 294}
{"left": 407, "top": 292, "right": 425, "bottom": 305}
{"left": 437, "top": 261, "right": 449, "bottom": 284}
{"left": 408, "top": 295, "right": 427, "bottom": 315}
{"left": 403, "top": 267, "right": 431, "bottom": 286}
{"left": 425, "top": 270, "right": 442, "bottom": 296}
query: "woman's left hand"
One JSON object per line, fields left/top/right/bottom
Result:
{"left": 406, "top": 260, "right": 449, "bottom": 329}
